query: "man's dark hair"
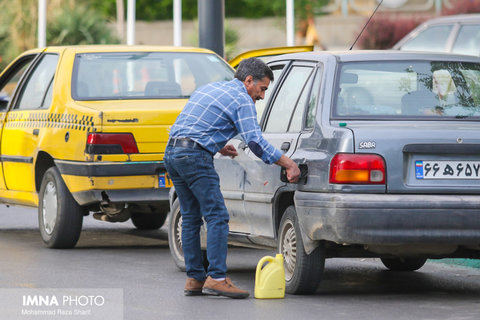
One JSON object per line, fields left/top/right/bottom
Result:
{"left": 234, "top": 57, "right": 274, "bottom": 82}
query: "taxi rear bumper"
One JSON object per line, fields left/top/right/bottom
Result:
{"left": 55, "top": 160, "right": 170, "bottom": 206}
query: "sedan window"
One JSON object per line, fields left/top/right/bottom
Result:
{"left": 305, "top": 69, "right": 322, "bottom": 129}
{"left": 400, "top": 25, "right": 453, "bottom": 53}
{"left": 334, "top": 60, "right": 480, "bottom": 119}
{"left": 254, "top": 66, "right": 285, "bottom": 123}
{"left": 289, "top": 73, "right": 314, "bottom": 132}
{"left": 264, "top": 66, "right": 314, "bottom": 133}
{"left": 452, "top": 24, "right": 480, "bottom": 56}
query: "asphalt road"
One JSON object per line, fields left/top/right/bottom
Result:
{"left": 1, "top": 204, "right": 480, "bottom": 320}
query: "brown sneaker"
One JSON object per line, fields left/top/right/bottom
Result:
{"left": 202, "top": 276, "right": 249, "bottom": 299}
{"left": 184, "top": 278, "right": 205, "bottom": 296}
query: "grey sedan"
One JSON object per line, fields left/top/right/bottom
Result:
{"left": 168, "top": 51, "right": 480, "bottom": 294}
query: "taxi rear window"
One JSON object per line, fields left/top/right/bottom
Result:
{"left": 72, "top": 52, "right": 234, "bottom": 100}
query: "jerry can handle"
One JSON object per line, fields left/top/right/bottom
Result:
{"left": 255, "top": 256, "right": 274, "bottom": 285}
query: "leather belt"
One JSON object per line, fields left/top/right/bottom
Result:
{"left": 168, "top": 137, "right": 205, "bottom": 151}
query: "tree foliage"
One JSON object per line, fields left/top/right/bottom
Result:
{"left": 0, "top": 0, "right": 37, "bottom": 68}
{"left": 357, "top": 0, "right": 480, "bottom": 50}
{"left": 357, "top": 14, "right": 425, "bottom": 49}
{"left": 90, "top": 0, "right": 328, "bottom": 21}
{"left": 47, "top": 2, "right": 119, "bottom": 46}
{"left": 0, "top": 0, "right": 118, "bottom": 69}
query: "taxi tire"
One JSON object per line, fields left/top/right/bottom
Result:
{"left": 278, "top": 205, "right": 325, "bottom": 295}
{"left": 38, "top": 167, "right": 84, "bottom": 249}
{"left": 168, "top": 198, "right": 186, "bottom": 271}
{"left": 380, "top": 257, "right": 427, "bottom": 272}
{"left": 168, "top": 198, "right": 209, "bottom": 272}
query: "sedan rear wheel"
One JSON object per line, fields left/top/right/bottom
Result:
{"left": 38, "top": 167, "right": 84, "bottom": 248}
{"left": 278, "top": 205, "right": 325, "bottom": 294}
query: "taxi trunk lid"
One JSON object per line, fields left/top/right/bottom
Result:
{"left": 349, "top": 121, "right": 480, "bottom": 194}
{"left": 78, "top": 99, "right": 186, "bottom": 155}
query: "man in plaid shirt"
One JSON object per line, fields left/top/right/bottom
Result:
{"left": 165, "top": 57, "right": 300, "bottom": 299}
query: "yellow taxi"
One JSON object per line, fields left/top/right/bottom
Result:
{"left": 0, "top": 45, "right": 235, "bottom": 248}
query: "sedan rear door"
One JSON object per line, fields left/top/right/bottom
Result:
{"left": 242, "top": 61, "right": 319, "bottom": 237}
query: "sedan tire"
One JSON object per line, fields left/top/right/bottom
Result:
{"left": 278, "top": 205, "right": 325, "bottom": 294}
{"left": 38, "top": 166, "right": 84, "bottom": 248}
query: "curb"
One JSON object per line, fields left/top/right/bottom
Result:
{"left": 437, "top": 258, "right": 480, "bottom": 268}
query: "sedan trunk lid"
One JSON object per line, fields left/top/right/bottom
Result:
{"left": 348, "top": 121, "right": 480, "bottom": 194}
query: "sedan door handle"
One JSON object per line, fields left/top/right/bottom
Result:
{"left": 33, "top": 129, "right": 40, "bottom": 136}
{"left": 281, "top": 142, "right": 290, "bottom": 152}
{"left": 238, "top": 141, "right": 248, "bottom": 150}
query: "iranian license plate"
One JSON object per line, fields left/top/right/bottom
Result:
{"left": 415, "top": 160, "right": 480, "bottom": 179}
{"left": 158, "top": 173, "right": 173, "bottom": 188}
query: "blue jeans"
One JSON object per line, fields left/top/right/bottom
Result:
{"left": 164, "top": 144, "right": 229, "bottom": 281}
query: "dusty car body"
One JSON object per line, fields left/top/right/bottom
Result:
{"left": 168, "top": 50, "right": 480, "bottom": 294}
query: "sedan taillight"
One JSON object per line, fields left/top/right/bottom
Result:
{"left": 329, "top": 153, "right": 386, "bottom": 184}
{"left": 86, "top": 133, "right": 139, "bottom": 154}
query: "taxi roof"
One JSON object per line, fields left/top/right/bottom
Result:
{"left": 41, "top": 45, "right": 217, "bottom": 54}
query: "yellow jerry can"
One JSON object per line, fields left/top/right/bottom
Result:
{"left": 254, "top": 253, "right": 285, "bottom": 299}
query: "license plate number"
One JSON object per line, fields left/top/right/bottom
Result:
{"left": 415, "top": 160, "right": 480, "bottom": 179}
{"left": 158, "top": 173, "right": 173, "bottom": 187}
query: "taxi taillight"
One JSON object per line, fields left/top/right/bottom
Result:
{"left": 86, "top": 133, "right": 139, "bottom": 154}
{"left": 329, "top": 153, "right": 385, "bottom": 184}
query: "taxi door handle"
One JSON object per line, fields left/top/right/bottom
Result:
{"left": 33, "top": 129, "right": 40, "bottom": 136}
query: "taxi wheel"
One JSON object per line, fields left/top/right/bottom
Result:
{"left": 38, "top": 167, "right": 84, "bottom": 249}
{"left": 168, "top": 198, "right": 209, "bottom": 272}
{"left": 380, "top": 257, "right": 427, "bottom": 271}
{"left": 168, "top": 198, "right": 186, "bottom": 271}
{"left": 278, "top": 205, "right": 325, "bottom": 294}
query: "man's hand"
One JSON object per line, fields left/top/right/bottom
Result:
{"left": 219, "top": 144, "right": 238, "bottom": 158}
{"left": 285, "top": 164, "right": 301, "bottom": 183}
{"left": 275, "top": 155, "right": 300, "bottom": 183}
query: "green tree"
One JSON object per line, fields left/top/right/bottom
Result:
{"left": 90, "top": 0, "right": 328, "bottom": 21}
{"left": 47, "top": 2, "right": 119, "bottom": 46}
{"left": 0, "top": 0, "right": 37, "bottom": 69}
{"left": 0, "top": 0, "right": 118, "bottom": 70}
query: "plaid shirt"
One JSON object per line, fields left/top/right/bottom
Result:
{"left": 169, "top": 78, "right": 282, "bottom": 164}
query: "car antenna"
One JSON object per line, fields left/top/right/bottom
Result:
{"left": 349, "top": 0, "right": 384, "bottom": 50}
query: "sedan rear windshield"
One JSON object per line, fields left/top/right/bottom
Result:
{"left": 72, "top": 52, "right": 234, "bottom": 100}
{"left": 333, "top": 60, "right": 480, "bottom": 119}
